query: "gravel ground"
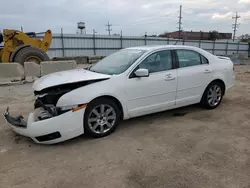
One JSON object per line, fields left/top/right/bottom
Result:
{"left": 0, "top": 65, "right": 250, "bottom": 188}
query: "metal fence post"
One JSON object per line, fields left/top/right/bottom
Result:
{"left": 93, "top": 29, "right": 96, "bottom": 55}
{"left": 225, "top": 41, "right": 228, "bottom": 55}
{"left": 212, "top": 40, "right": 216, "bottom": 54}
{"left": 237, "top": 42, "right": 240, "bottom": 54}
{"left": 60, "top": 28, "right": 65, "bottom": 57}
{"left": 167, "top": 38, "right": 169, "bottom": 44}
{"left": 182, "top": 39, "right": 185, "bottom": 45}
{"left": 120, "top": 31, "right": 123, "bottom": 49}
{"left": 144, "top": 34, "right": 147, "bottom": 46}
{"left": 248, "top": 42, "right": 250, "bottom": 57}
{"left": 199, "top": 40, "right": 201, "bottom": 48}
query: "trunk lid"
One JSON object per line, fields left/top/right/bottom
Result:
{"left": 216, "top": 55, "right": 231, "bottom": 60}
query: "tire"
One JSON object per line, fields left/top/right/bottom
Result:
{"left": 14, "top": 46, "right": 49, "bottom": 66}
{"left": 200, "top": 81, "right": 224, "bottom": 109}
{"left": 0, "top": 33, "right": 3, "bottom": 43}
{"left": 10, "top": 45, "right": 31, "bottom": 62}
{"left": 84, "top": 98, "right": 121, "bottom": 138}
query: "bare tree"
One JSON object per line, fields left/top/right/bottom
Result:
{"left": 239, "top": 34, "right": 250, "bottom": 42}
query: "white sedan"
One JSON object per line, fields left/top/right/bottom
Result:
{"left": 4, "top": 45, "right": 235, "bottom": 144}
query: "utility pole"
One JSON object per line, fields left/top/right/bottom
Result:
{"left": 93, "top": 29, "right": 97, "bottom": 55}
{"left": 177, "top": 5, "right": 182, "bottom": 39}
{"left": 232, "top": 12, "right": 240, "bottom": 41}
{"left": 93, "top": 29, "right": 97, "bottom": 36}
{"left": 105, "top": 21, "right": 112, "bottom": 35}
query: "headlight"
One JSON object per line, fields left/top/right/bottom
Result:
{"left": 58, "top": 104, "right": 88, "bottom": 113}
{"left": 58, "top": 105, "right": 78, "bottom": 111}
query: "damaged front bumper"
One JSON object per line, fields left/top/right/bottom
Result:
{"left": 3, "top": 105, "right": 86, "bottom": 144}
{"left": 3, "top": 107, "right": 27, "bottom": 128}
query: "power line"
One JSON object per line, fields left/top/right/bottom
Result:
{"left": 232, "top": 12, "right": 240, "bottom": 41}
{"left": 105, "top": 21, "right": 112, "bottom": 35}
{"left": 177, "top": 5, "right": 183, "bottom": 39}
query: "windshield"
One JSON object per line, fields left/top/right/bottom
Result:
{"left": 89, "top": 49, "right": 146, "bottom": 75}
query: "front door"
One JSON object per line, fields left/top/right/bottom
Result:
{"left": 175, "top": 49, "right": 213, "bottom": 106}
{"left": 124, "top": 50, "right": 177, "bottom": 118}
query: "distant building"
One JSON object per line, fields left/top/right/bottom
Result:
{"left": 159, "top": 31, "right": 232, "bottom": 40}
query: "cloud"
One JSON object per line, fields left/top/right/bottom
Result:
{"left": 240, "top": 11, "right": 250, "bottom": 21}
{"left": 0, "top": 0, "right": 249, "bottom": 37}
{"left": 197, "top": 13, "right": 213, "bottom": 17}
{"left": 141, "top": 4, "right": 152, "bottom": 9}
{"left": 222, "top": 6, "right": 230, "bottom": 10}
{"left": 239, "top": 0, "right": 250, "bottom": 4}
{"left": 212, "top": 12, "right": 233, "bottom": 20}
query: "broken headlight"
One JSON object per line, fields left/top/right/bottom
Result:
{"left": 57, "top": 104, "right": 87, "bottom": 114}
{"left": 58, "top": 105, "right": 78, "bottom": 112}
{"left": 35, "top": 105, "right": 58, "bottom": 121}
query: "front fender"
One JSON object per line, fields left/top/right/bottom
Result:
{"left": 56, "top": 79, "right": 128, "bottom": 118}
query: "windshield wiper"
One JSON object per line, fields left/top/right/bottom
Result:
{"left": 84, "top": 65, "right": 92, "bottom": 70}
{"left": 88, "top": 68, "right": 100, "bottom": 74}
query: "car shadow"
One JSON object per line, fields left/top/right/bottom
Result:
{"left": 20, "top": 103, "right": 211, "bottom": 147}
{"left": 117, "top": 103, "right": 205, "bottom": 130}
{"left": 55, "top": 103, "right": 208, "bottom": 147}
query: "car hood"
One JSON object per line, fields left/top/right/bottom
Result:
{"left": 33, "top": 68, "right": 111, "bottom": 91}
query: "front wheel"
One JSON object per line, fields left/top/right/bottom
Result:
{"left": 14, "top": 46, "right": 49, "bottom": 65}
{"left": 84, "top": 98, "right": 120, "bottom": 138}
{"left": 201, "top": 82, "right": 224, "bottom": 109}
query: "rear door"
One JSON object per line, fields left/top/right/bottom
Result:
{"left": 175, "top": 49, "right": 213, "bottom": 106}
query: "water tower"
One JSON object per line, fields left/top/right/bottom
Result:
{"left": 77, "top": 22, "right": 86, "bottom": 34}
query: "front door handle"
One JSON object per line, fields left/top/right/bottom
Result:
{"left": 165, "top": 74, "right": 175, "bottom": 81}
{"left": 204, "top": 69, "right": 212, "bottom": 74}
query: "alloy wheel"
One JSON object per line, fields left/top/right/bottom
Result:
{"left": 88, "top": 104, "right": 116, "bottom": 134}
{"left": 207, "top": 85, "right": 222, "bottom": 107}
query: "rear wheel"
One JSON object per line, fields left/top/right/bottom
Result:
{"left": 14, "top": 46, "right": 49, "bottom": 66}
{"left": 84, "top": 98, "right": 121, "bottom": 138}
{"left": 201, "top": 82, "right": 224, "bottom": 109}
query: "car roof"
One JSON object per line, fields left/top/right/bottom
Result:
{"left": 126, "top": 45, "right": 216, "bottom": 61}
{"left": 126, "top": 45, "right": 201, "bottom": 51}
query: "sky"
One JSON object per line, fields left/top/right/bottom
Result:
{"left": 0, "top": 0, "right": 250, "bottom": 36}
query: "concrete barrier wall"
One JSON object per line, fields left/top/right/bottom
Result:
{"left": 0, "top": 60, "right": 77, "bottom": 84}
{"left": 52, "top": 56, "right": 88, "bottom": 64}
{"left": 41, "top": 60, "right": 77, "bottom": 76}
{"left": 24, "top": 62, "right": 41, "bottom": 80}
{"left": 0, "top": 63, "right": 25, "bottom": 83}
{"left": 52, "top": 56, "right": 104, "bottom": 64}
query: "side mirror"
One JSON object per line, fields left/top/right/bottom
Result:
{"left": 134, "top": 68, "right": 149, "bottom": 77}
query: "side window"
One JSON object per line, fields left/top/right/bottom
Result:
{"left": 176, "top": 50, "right": 202, "bottom": 68}
{"left": 138, "top": 50, "right": 172, "bottom": 73}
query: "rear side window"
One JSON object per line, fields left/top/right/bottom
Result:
{"left": 176, "top": 50, "right": 208, "bottom": 68}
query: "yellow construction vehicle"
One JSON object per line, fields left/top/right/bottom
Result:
{"left": 0, "top": 29, "right": 52, "bottom": 65}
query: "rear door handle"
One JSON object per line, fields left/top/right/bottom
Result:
{"left": 165, "top": 74, "right": 175, "bottom": 81}
{"left": 204, "top": 69, "right": 211, "bottom": 74}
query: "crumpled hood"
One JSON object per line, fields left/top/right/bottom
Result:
{"left": 33, "top": 68, "right": 111, "bottom": 91}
